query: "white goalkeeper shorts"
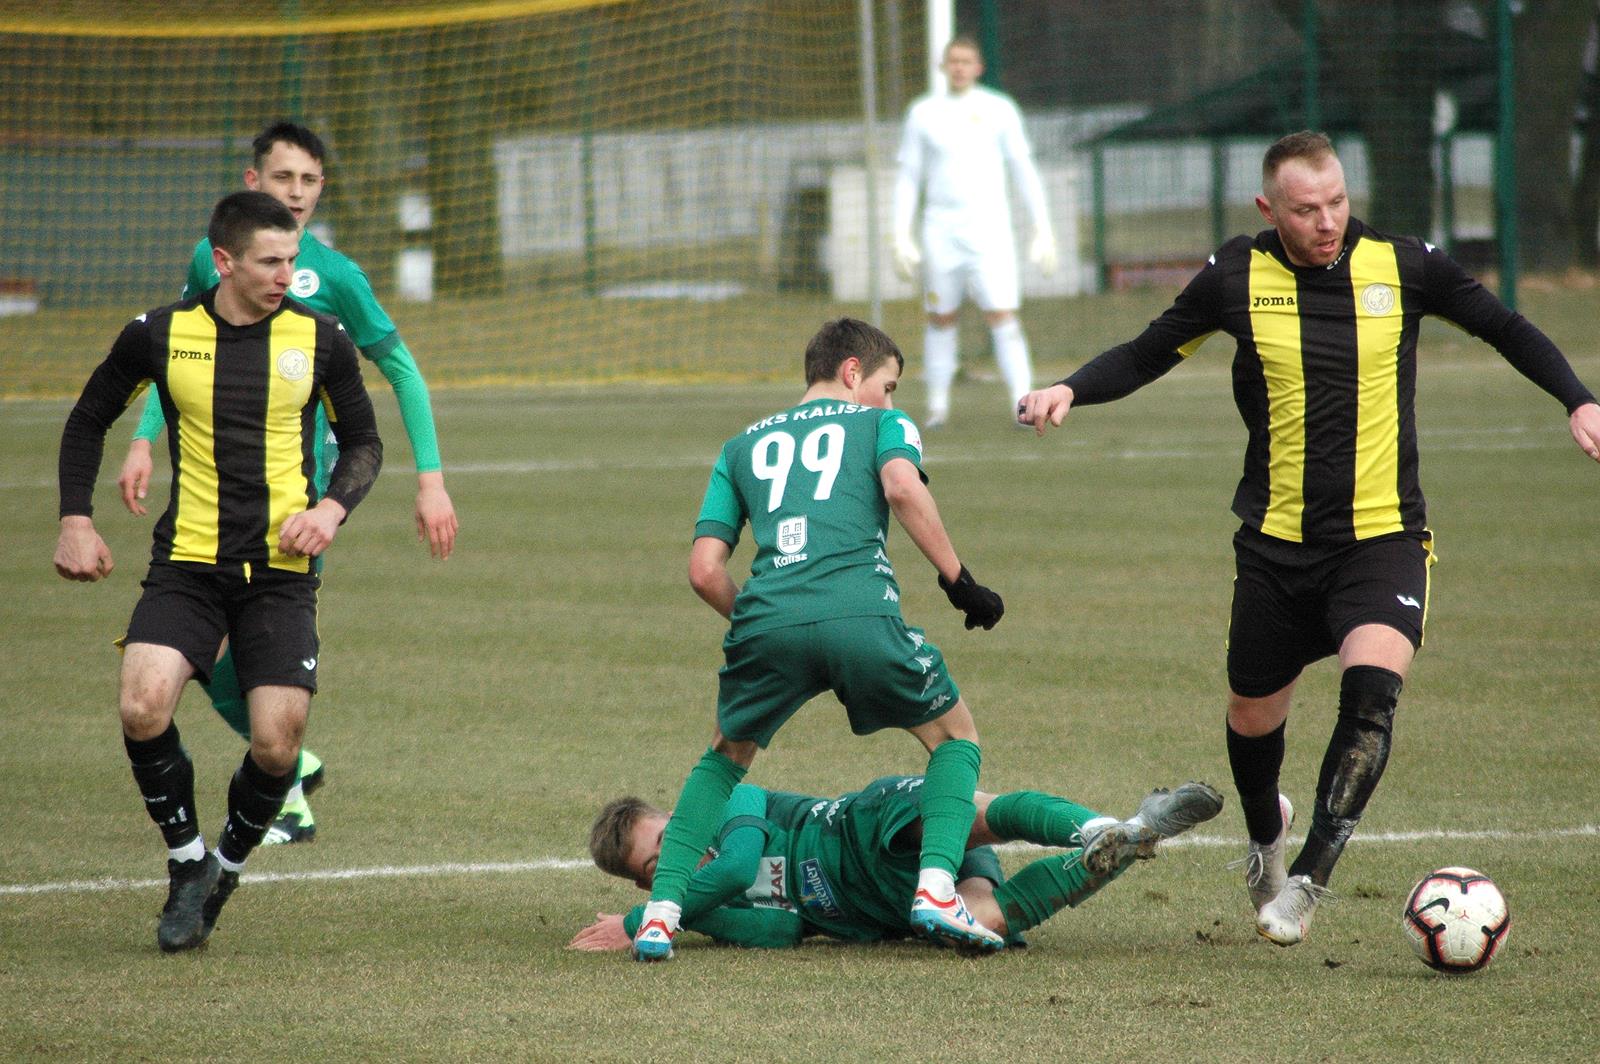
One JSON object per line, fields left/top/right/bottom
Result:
{"left": 919, "top": 223, "right": 1019, "bottom": 316}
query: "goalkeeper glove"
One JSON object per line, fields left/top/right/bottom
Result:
{"left": 893, "top": 232, "right": 922, "bottom": 282}
{"left": 1029, "top": 228, "right": 1059, "bottom": 276}
{"left": 939, "top": 566, "right": 1004, "bottom": 630}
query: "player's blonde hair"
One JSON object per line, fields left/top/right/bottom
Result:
{"left": 1262, "top": 130, "right": 1338, "bottom": 190}
{"left": 944, "top": 34, "right": 983, "bottom": 61}
{"left": 589, "top": 796, "right": 664, "bottom": 880}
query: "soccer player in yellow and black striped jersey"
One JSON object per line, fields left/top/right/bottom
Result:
{"left": 1018, "top": 131, "right": 1600, "bottom": 948}
{"left": 54, "top": 190, "right": 382, "bottom": 952}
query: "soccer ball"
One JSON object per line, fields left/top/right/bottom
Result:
{"left": 1401, "top": 867, "right": 1510, "bottom": 973}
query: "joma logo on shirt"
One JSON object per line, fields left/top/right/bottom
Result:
{"left": 172, "top": 348, "right": 213, "bottom": 361}
{"left": 1252, "top": 295, "right": 1296, "bottom": 308}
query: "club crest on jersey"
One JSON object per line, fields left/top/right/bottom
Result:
{"left": 277, "top": 348, "right": 310, "bottom": 382}
{"left": 290, "top": 268, "right": 321, "bottom": 299}
{"left": 777, "top": 516, "right": 808, "bottom": 555}
{"left": 1361, "top": 282, "right": 1395, "bottom": 316}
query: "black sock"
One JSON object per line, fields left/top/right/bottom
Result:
{"left": 124, "top": 723, "right": 200, "bottom": 851}
{"left": 218, "top": 752, "right": 296, "bottom": 866}
{"left": 1289, "top": 665, "right": 1402, "bottom": 886}
{"left": 1227, "top": 721, "right": 1286, "bottom": 845}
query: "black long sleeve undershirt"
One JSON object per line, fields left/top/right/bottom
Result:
{"left": 59, "top": 318, "right": 153, "bottom": 518}
{"left": 1057, "top": 228, "right": 1595, "bottom": 414}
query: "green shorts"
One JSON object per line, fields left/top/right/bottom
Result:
{"left": 817, "top": 775, "right": 1003, "bottom": 940}
{"left": 717, "top": 616, "right": 961, "bottom": 748}
{"left": 849, "top": 775, "right": 1003, "bottom": 882}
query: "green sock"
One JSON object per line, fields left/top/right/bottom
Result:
{"left": 200, "top": 647, "right": 251, "bottom": 742}
{"left": 649, "top": 748, "right": 747, "bottom": 905}
{"left": 992, "top": 853, "right": 1120, "bottom": 933}
{"left": 987, "top": 790, "right": 1131, "bottom": 934}
{"left": 985, "top": 790, "right": 1104, "bottom": 848}
{"left": 918, "top": 738, "right": 981, "bottom": 877}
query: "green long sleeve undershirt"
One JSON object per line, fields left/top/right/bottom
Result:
{"left": 130, "top": 334, "right": 442, "bottom": 474}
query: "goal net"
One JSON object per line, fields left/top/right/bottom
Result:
{"left": 2, "top": 0, "right": 919, "bottom": 391}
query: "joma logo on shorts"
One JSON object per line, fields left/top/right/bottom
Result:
{"left": 1252, "top": 295, "right": 1295, "bottom": 308}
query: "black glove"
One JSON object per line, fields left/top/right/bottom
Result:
{"left": 938, "top": 565, "right": 1004, "bottom": 630}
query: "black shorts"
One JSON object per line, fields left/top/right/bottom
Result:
{"left": 125, "top": 561, "right": 321, "bottom": 693}
{"left": 1226, "top": 525, "right": 1434, "bottom": 698}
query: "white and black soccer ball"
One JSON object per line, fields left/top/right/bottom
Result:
{"left": 1402, "top": 867, "right": 1510, "bottom": 973}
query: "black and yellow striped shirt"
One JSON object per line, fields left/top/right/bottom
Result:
{"left": 1062, "top": 219, "right": 1595, "bottom": 544}
{"left": 60, "top": 289, "right": 382, "bottom": 573}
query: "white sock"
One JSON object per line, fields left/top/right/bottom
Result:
{"left": 214, "top": 848, "right": 246, "bottom": 874}
{"left": 916, "top": 867, "right": 957, "bottom": 902}
{"left": 923, "top": 323, "right": 958, "bottom": 420}
{"left": 991, "top": 318, "right": 1033, "bottom": 408}
{"left": 168, "top": 837, "right": 206, "bottom": 864}
{"left": 1076, "top": 815, "right": 1119, "bottom": 846}
{"left": 639, "top": 899, "right": 682, "bottom": 933}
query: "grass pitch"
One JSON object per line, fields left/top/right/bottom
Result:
{"left": 2, "top": 292, "right": 1597, "bottom": 1062}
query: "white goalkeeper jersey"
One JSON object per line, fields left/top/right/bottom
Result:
{"left": 894, "top": 85, "right": 1048, "bottom": 249}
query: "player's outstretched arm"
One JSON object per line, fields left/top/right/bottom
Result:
{"left": 1570, "top": 402, "right": 1600, "bottom": 462}
{"left": 54, "top": 516, "right": 114, "bottom": 582}
{"left": 689, "top": 536, "right": 738, "bottom": 619}
{"left": 1016, "top": 383, "right": 1075, "bottom": 436}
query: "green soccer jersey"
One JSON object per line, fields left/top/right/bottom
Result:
{"left": 133, "top": 228, "right": 443, "bottom": 484}
{"left": 763, "top": 783, "right": 914, "bottom": 942}
{"left": 694, "top": 399, "right": 927, "bottom": 636}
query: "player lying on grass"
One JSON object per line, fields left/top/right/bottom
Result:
{"left": 571, "top": 775, "right": 1223, "bottom": 952}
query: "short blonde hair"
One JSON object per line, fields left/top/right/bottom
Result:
{"left": 1262, "top": 130, "right": 1337, "bottom": 187}
{"left": 588, "top": 796, "right": 663, "bottom": 880}
{"left": 944, "top": 34, "right": 982, "bottom": 61}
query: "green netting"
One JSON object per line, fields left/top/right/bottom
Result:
{"left": 1, "top": 1, "right": 1588, "bottom": 397}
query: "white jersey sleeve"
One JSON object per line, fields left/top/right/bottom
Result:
{"left": 894, "top": 100, "right": 929, "bottom": 241}
{"left": 998, "top": 97, "right": 1050, "bottom": 236}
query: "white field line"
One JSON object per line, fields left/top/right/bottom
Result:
{"left": 5, "top": 824, "right": 1596, "bottom": 898}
